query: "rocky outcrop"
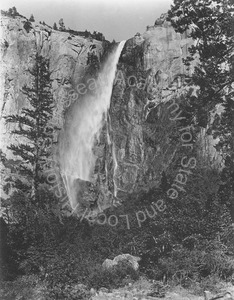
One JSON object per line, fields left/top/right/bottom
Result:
{"left": 0, "top": 13, "right": 219, "bottom": 214}
{"left": 102, "top": 254, "right": 141, "bottom": 271}
{"left": 0, "top": 14, "right": 104, "bottom": 157}
{"left": 74, "top": 18, "right": 197, "bottom": 213}
{"left": 106, "top": 18, "right": 194, "bottom": 198}
{"left": 0, "top": 14, "right": 106, "bottom": 202}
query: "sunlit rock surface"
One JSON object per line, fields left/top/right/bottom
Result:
{"left": 0, "top": 14, "right": 104, "bottom": 156}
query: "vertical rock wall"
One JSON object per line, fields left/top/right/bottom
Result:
{"left": 0, "top": 14, "right": 219, "bottom": 212}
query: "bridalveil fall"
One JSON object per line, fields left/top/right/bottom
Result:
{"left": 59, "top": 41, "right": 126, "bottom": 213}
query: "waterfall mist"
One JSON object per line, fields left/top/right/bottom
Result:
{"left": 59, "top": 41, "right": 125, "bottom": 211}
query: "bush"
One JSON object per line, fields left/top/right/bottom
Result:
{"left": 45, "top": 282, "right": 90, "bottom": 300}
{"left": 87, "top": 261, "right": 139, "bottom": 290}
{"left": 150, "top": 237, "right": 234, "bottom": 285}
{"left": 0, "top": 275, "right": 44, "bottom": 300}
{"left": 23, "top": 20, "right": 32, "bottom": 33}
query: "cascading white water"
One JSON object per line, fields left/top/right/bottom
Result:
{"left": 59, "top": 41, "right": 125, "bottom": 210}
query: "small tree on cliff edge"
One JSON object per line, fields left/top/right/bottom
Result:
{"left": 29, "top": 14, "right": 35, "bottom": 22}
{"left": 53, "top": 22, "right": 58, "bottom": 30}
{"left": 5, "top": 54, "right": 55, "bottom": 207}
{"left": 58, "top": 18, "right": 66, "bottom": 31}
{"left": 167, "top": 0, "right": 234, "bottom": 223}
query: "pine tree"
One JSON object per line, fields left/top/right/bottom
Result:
{"left": 216, "top": 85, "right": 234, "bottom": 223}
{"left": 29, "top": 14, "right": 35, "bottom": 22}
{"left": 12, "top": 6, "right": 17, "bottom": 16}
{"left": 53, "top": 22, "right": 58, "bottom": 30}
{"left": 58, "top": 18, "right": 66, "bottom": 31}
{"left": 8, "top": 8, "right": 13, "bottom": 15}
{"left": 168, "top": 0, "right": 234, "bottom": 223}
{"left": 168, "top": 0, "right": 234, "bottom": 127}
{"left": 5, "top": 54, "right": 55, "bottom": 204}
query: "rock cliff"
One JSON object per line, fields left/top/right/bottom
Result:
{"left": 0, "top": 14, "right": 104, "bottom": 155}
{"left": 0, "top": 13, "right": 218, "bottom": 214}
{"left": 108, "top": 18, "right": 193, "bottom": 198}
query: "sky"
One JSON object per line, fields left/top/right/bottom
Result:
{"left": 0, "top": 0, "right": 173, "bottom": 41}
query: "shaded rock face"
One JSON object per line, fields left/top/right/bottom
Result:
{"left": 78, "top": 21, "right": 196, "bottom": 213}
{"left": 106, "top": 23, "right": 193, "bottom": 199}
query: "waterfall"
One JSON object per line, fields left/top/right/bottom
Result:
{"left": 59, "top": 41, "right": 125, "bottom": 210}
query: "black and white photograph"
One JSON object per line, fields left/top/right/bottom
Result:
{"left": 0, "top": 0, "right": 234, "bottom": 299}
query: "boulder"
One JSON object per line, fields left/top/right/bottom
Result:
{"left": 102, "top": 258, "right": 117, "bottom": 270}
{"left": 102, "top": 254, "right": 141, "bottom": 271}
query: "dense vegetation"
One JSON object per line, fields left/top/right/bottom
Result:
{"left": 168, "top": 0, "right": 234, "bottom": 223}
{"left": 1, "top": 6, "right": 26, "bottom": 19}
{"left": 0, "top": 1, "right": 234, "bottom": 299}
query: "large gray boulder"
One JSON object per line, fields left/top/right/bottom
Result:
{"left": 102, "top": 254, "right": 141, "bottom": 271}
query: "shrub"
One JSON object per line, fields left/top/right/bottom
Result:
{"left": 0, "top": 275, "right": 44, "bottom": 300}
{"left": 44, "top": 283, "right": 90, "bottom": 300}
{"left": 87, "top": 261, "right": 139, "bottom": 290}
{"left": 151, "top": 237, "right": 234, "bottom": 285}
{"left": 23, "top": 20, "right": 32, "bottom": 33}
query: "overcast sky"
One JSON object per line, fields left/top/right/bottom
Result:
{"left": 0, "top": 0, "right": 173, "bottom": 41}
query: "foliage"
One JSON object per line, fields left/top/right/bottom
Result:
{"left": 92, "top": 30, "right": 105, "bottom": 41}
{"left": 86, "top": 52, "right": 100, "bottom": 75}
{"left": 29, "top": 14, "right": 35, "bottom": 22}
{"left": 1, "top": 6, "right": 19, "bottom": 17}
{"left": 0, "top": 275, "right": 45, "bottom": 300}
{"left": 155, "top": 238, "right": 234, "bottom": 285}
{"left": 53, "top": 22, "right": 58, "bottom": 30}
{"left": 66, "top": 28, "right": 105, "bottom": 41}
{"left": 1, "top": 2, "right": 234, "bottom": 296}
{"left": 167, "top": 0, "right": 234, "bottom": 224}
{"left": 1, "top": 54, "right": 57, "bottom": 281}
{"left": 55, "top": 19, "right": 106, "bottom": 40}
{"left": 4, "top": 54, "right": 55, "bottom": 204}
{"left": 23, "top": 20, "right": 32, "bottom": 33}
{"left": 1, "top": 7, "right": 27, "bottom": 19}
{"left": 45, "top": 283, "right": 90, "bottom": 300}
{"left": 168, "top": 0, "right": 234, "bottom": 126}
{"left": 87, "top": 261, "right": 139, "bottom": 290}
{"left": 58, "top": 18, "right": 66, "bottom": 31}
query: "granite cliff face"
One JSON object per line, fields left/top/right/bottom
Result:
{"left": 0, "top": 14, "right": 104, "bottom": 155}
{"left": 108, "top": 19, "right": 193, "bottom": 198}
{"left": 0, "top": 14, "right": 218, "bottom": 214}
